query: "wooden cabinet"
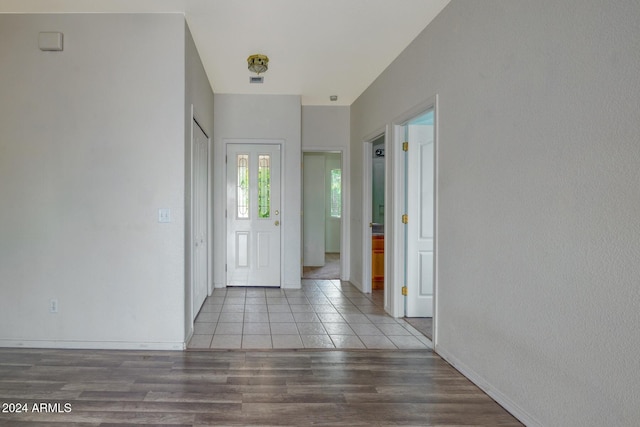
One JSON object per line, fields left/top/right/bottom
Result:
{"left": 372, "top": 235, "right": 384, "bottom": 289}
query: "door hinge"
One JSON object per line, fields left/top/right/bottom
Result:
{"left": 402, "top": 214, "right": 408, "bottom": 224}
{"left": 402, "top": 286, "right": 408, "bottom": 296}
{"left": 225, "top": 264, "right": 227, "bottom": 272}
{"left": 402, "top": 141, "right": 408, "bottom": 152}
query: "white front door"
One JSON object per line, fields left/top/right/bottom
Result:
{"left": 405, "top": 110, "right": 435, "bottom": 317}
{"left": 192, "top": 120, "right": 209, "bottom": 315}
{"left": 226, "top": 144, "right": 281, "bottom": 287}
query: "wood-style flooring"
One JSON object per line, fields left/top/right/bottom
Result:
{"left": 0, "top": 348, "right": 522, "bottom": 426}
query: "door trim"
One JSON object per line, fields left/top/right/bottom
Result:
{"left": 361, "top": 127, "right": 388, "bottom": 299}
{"left": 391, "top": 94, "right": 439, "bottom": 346}
{"left": 224, "top": 139, "right": 284, "bottom": 287}
{"left": 361, "top": 140, "right": 372, "bottom": 294}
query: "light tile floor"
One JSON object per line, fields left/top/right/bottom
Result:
{"left": 188, "top": 279, "right": 431, "bottom": 350}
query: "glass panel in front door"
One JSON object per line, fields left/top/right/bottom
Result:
{"left": 237, "top": 154, "right": 249, "bottom": 219}
{"left": 258, "top": 154, "right": 271, "bottom": 219}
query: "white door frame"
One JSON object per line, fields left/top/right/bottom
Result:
{"left": 361, "top": 140, "right": 372, "bottom": 294}
{"left": 187, "top": 107, "right": 212, "bottom": 336}
{"left": 391, "top": 95, "right": 439, "bottom": 344}
{"left": 302, "top": 147, "right": 349, "bottom": 280}
{"left": 224, "top": 139, "right": 284, "bottom": 287}
{"left": 361, "top": 128, "right": 391, "bottom": 303}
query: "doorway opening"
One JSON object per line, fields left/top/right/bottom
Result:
{"left": 191, "top": 119, "right": 210, "bottom": 318}
{"left": 396, "top": 105, "right": 436, "bottom": 342}
{"left": 302, "top": 151, "right": 343, "bottom": 279}
{"left": 370, "top": 135, "right": 385, "bottom": 290}
{"left": 187, "top": 113, "right": 212, "bottom": 344}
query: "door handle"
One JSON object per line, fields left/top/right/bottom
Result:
{"left": 274, "top": 220, "right": 280, "bottom": 226}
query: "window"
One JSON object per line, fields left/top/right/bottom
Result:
{"left": 330, "top": 168, "right": 341, "bottom": 218}
{"left": 258, "top": 154, "right": 271, "bottom": 218}
{"left": 236, "top": 154, "right": 249, "bottom": 218}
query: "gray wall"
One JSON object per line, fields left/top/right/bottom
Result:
{"left": 213, "top": 94, "right": 301, "bottom": 288}
{"left": 0, "top": 14, "right": 190, "bottom": 349}
{"left": 350, "top": 0, "right": 640, "bottom": 425}
{"left": 301, "top": 106, "right": 350, "bottom": 150}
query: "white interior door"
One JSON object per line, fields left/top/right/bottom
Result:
{"left": 303, "top": 153, "right": 325, "bottom": 266}
{"left": 226, "top": 144, "right": 281, "bottom": 287}
{"left": 406, "top": 112, "right": 434, "bottom": 317}
{"left": 192, "top": 120, "right": 209, "bottom": 315}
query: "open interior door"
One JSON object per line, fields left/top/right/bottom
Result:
{"left": 405, "top": 110, "right": 435, "bottom": 317}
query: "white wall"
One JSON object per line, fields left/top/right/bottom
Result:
{"left": 0, "top": 14, "right": 188, "bottom": 349}
{"left": 350, "top": 0, "right": 640, "bottom": 425}
{"left": 213, "top": 94, "right": 301, "bottom": 288}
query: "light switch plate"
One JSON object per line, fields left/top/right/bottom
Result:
{"left": 158, "top": 208, "right": 171, "bottom": 223}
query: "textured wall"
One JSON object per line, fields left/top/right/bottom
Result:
{"left": 0, "top": 14, "right": 187, "bottom": 349}
{"left": 350, "top": 1, "right": 640, "bottom": 425}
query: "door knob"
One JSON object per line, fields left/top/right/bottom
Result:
{"left": 275, "top": 220, "right": 280, "bottom": 226}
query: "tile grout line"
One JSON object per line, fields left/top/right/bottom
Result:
{"left": 192, "top": 280, "right": 428, "bottom": 350}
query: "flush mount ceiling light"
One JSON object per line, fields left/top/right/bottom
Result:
{"left": 247, "top": 54, "right": 269, "bottom": 74}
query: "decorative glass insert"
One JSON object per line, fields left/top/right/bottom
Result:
{"left": 330, "top": 168, "right": 341, "bottom": 218}
{"left": 237, "top": 154, "right": 249, "bottom": 218}
{"left": 258, "top": 154, "right": 271, "bottom": 218}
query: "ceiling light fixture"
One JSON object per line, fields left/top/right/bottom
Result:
{"left": 247, "top": 54, "right": 269, "bottom": 74}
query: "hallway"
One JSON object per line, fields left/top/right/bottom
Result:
{"left": 188, "top": 280, "right": 430, "bottom": 350}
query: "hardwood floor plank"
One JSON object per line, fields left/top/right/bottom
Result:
{"left": 0, "top": 349, "right": 523, "bottom": 426}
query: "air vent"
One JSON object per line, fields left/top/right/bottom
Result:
{"left": 250, "top": 76, "right": 264, "bottom": 84}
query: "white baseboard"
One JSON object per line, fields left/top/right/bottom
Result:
{"left": 0, "top": 339, "right": 185, "bottom": 351}
{"left": 434, "top": 344, "right": 541, "bottom": 427}
{"left": 213, "top": 281, "right": 302, "bottom": 290}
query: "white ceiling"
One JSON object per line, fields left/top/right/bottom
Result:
{"left": 0, "top": 0, "right": 450, "bottom": 105}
